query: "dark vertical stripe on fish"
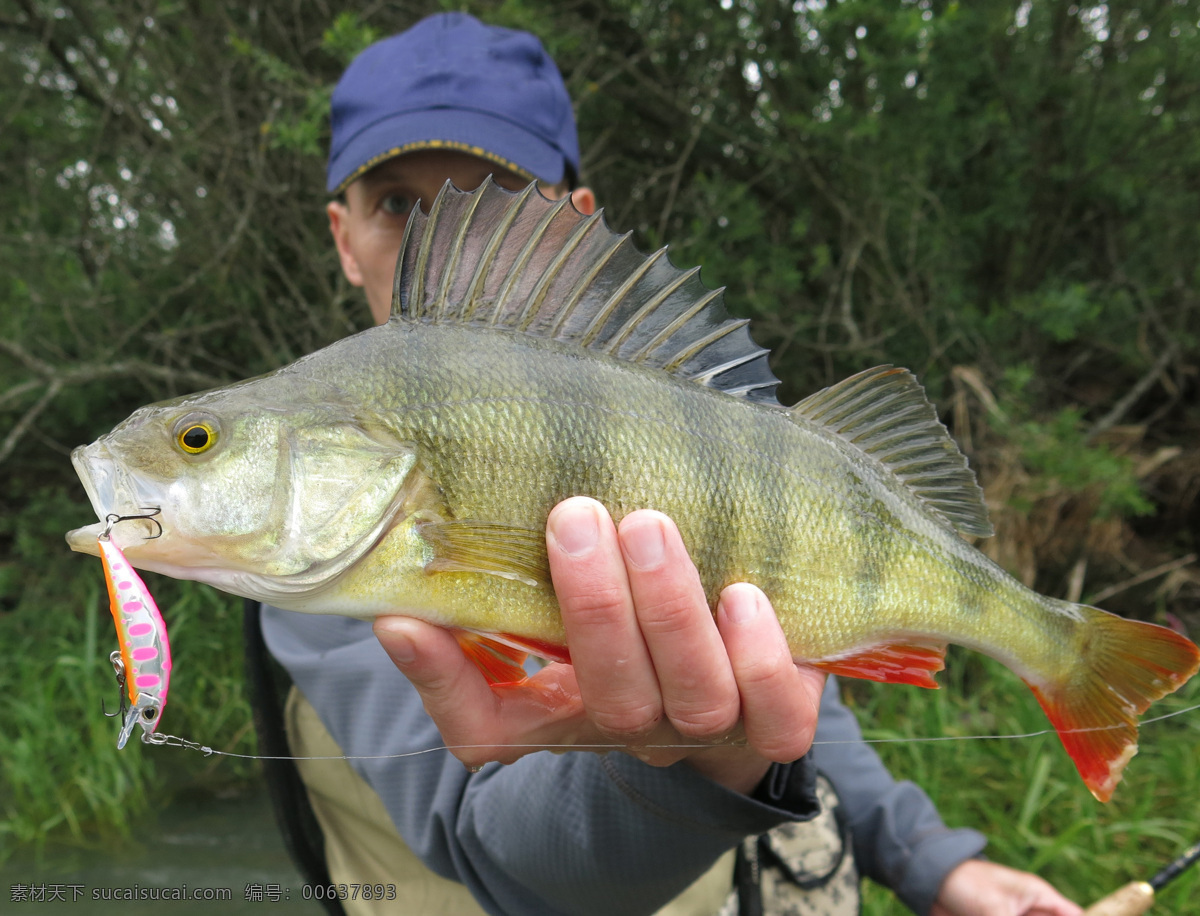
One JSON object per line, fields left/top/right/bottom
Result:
{"left": 853, "top": 496, "right": 894, "bottom": 626}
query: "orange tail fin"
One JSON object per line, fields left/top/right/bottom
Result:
{"left": 1026, "top": 605, "right": 1198, "bottom": 802}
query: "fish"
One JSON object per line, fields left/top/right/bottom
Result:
{"left": 65, "top": 178, "right": 1198, "bottom": 801}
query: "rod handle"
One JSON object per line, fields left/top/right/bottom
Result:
{"left": 1084, "top": 881, "right": 1154, "bottom": 916}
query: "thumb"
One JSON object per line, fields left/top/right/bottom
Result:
{"left": 373, "top": 616, "right": 497, "bottom": 725}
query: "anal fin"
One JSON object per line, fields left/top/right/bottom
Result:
{"left": 811, "top": 642, "right": 946, "bottom": 689}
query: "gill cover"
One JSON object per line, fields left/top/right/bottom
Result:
{"left": 229, "top": 422, "right": 418, "bottom": 602}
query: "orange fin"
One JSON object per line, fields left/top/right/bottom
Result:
{"left": 811, "top": 642, "right": 946, "bottom": 688}
{"left": 1026, "top": 606, "right": 1199, "bottom": 802}
{"left": 451, "top": 630, "right": 530, "bottom": 686}
{"left": 492, "top": 633, "right": 571, "bottom": 666}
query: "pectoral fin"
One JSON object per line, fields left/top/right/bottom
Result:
{"left": 419, "top": 520, "right": 551, "bottom": 589}
{"left": 810, "top": 641, "right": 947, "bottom": 689}
{"left": 451, "top": 630, "right": 530, "bottom": 686}
{"left": 451, "top": 629, "right": 572, "bottom": 686}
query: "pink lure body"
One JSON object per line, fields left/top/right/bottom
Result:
{"left": 99, "top": 536, "right": 172, "bottom": 748}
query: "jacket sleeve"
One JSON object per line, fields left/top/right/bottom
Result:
{"left": 810, "top": 677, "right": 987, "bottom": 916}
{"left": 261, "top": 608, "right": 820, "bottom": 916}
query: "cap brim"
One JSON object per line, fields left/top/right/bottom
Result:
{"left": 327, "top": 109, "right": 567, "bottom": 194}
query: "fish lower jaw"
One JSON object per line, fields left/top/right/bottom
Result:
{"left": 66, "top": 522, "right": 106, "bottom": 555}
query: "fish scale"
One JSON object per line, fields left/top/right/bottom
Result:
{"left": 311, "top": 322, "right": 1092, "bottom": 663}
{"left": 66, "top": 179, "right": 1197, "bottom": 801}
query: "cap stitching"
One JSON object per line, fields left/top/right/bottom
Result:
{"left": 332, "top": 141, "right": 537, "bottom": 195}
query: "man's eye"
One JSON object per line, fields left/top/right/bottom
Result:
{"left": 380, "top": 194, "right": 413, "bottom": 216}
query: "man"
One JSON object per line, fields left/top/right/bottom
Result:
{"left": 258, "top": 12, "right": 1082, "bottom": 916}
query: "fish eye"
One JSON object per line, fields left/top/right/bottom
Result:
{"left": 175, "top": 419, "right": 219, "bottom": 455}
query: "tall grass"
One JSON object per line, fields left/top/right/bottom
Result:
{"left": 849, "top": 649, "right": 1200, "bottom": 913}
{"left": 0, "top": 535, "right": 257, "bottom": 857}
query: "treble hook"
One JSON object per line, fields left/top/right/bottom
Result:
{"left": 102, "top": 507, "right": 163, "bottom": 540}
{"left": 101, "top": 650, "right": 129, "bottom": 719}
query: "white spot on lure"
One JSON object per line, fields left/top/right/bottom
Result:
{"left": 98, "top": 536, "right": 172, "bottom": 748}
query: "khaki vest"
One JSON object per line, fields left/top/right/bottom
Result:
{"left": 287, "top": 688, "right": 857, "bottom": 916}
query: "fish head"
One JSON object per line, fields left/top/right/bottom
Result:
{"left": 66, "top": 376, "right": 418, "bottom": 605}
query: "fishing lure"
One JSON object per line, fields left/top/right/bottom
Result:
{"left": 98, "top": 517, "right": 172, "bottom": 749}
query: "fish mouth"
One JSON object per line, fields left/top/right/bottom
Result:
{"left": 66, "top": 442, "right": 161, "bottom": 554}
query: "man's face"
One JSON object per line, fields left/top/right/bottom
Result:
{"left": 328, "top": 150, "right": 547, "bottom": 326}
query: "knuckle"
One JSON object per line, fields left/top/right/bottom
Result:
{"left": 559, "top": 583, "right": 631, "bottom": 628}
{"left": 731, "top": 641, "right": 793, "bottom": 693}
{"left": 636, "top": 593, "right": 706, "bottom": 634}
{"left": 735, "top": 656, "right": 788, "bottom": 695}
{"left": 668, "top": 704, "right": 740, "bottom": 741}
{"left": 415, "top": 668, "right": 468, "bottom": 705}
{"left": 592, "top": 702, "right": 663, "bottom": 740}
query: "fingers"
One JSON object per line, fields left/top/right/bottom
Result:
{"left": 717, "top": 584, "right": 823, "bottom": 762}
{"left": 546, "top": 498, "right": 661, "bottom": 738}
{"left": 547, "top": 498, "right": 742, "bottom": 744}
{"left": 618, "top": 511, "right": 741, "bottom": 740}
{"left": 374, "top": 616, "right": 593, "bottom": 766}
{"left": 390, "top": 497, "right": 819, "bottom": 780}
{"left": 374, "top": 616, "right": 500, "bottom": 748}
{"left": 932, "top": 860, "right": 1082, "bottom": 916}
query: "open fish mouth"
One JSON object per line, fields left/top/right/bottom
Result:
{"left": 66, "top": 443, "right": 161, "bottom": 553}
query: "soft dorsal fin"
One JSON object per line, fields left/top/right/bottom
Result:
{"left": 793, "top": 366, "right": 994, "bottom": 538}
{"left": 391, "top": 178, "right": 781, "bottom": 402}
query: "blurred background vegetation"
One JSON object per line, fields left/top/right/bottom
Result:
{"left": 2, "top": 0, "right": 1198, "bottom": 911}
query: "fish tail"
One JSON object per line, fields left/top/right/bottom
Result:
{"left": 1025, "top": 603, "right": 1198, "bottom": 802}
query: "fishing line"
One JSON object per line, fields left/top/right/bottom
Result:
{"left": 139, "top": 700, "right": 1200, "bottom": 762}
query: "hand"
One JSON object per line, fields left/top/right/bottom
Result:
{"left": 932, "top": 860, "right": 1083, "bottom": 916}
{"left": 373, "top": 496, "right": 825, "bottom": 794}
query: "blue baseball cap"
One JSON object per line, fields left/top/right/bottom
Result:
{"left": 326, "top": 12, "right": 580, "bottom": 194}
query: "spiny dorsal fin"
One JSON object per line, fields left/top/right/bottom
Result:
{"left": 392, "top": 178, "right": 780, "bottom": 402}
{"left": 793, "top": 366, "right": 994, "bottom": 538}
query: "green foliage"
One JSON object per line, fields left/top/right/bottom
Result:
{"left": 230, "top": 13, "right": 379, "bottom": 157}
{"left": 0, "top": 487, "right": 252, "bottom": 856}
{"left": 322, "top": 13, "right": 381, "bottom": 65}
{"left": 846, "top": 662, "right": 1200, "bottom": 913}
{"left": 1010, "top": 408, "right": 1155, "bottom": 518}
{"left": 227, "top": 31, "right": 331, "bottom": 157}
{"left": 1012, "top": 285, "right": 1105, "bottom": 344}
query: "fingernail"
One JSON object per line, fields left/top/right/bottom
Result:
{"left": 374, "top": 618, "right": 416, "bottom": 665}
{"left": 621, "top": 516, "right": 665, "bottom": 569}
{"left": 549, "top": 500, "right": 599, "bottom": 557}
{"left": 719, "top": 584, "right": 762, "bottom": 625}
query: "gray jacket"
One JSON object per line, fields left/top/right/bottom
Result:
{"left": 262, "top": 608, "right": 984, "bottom": 915}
